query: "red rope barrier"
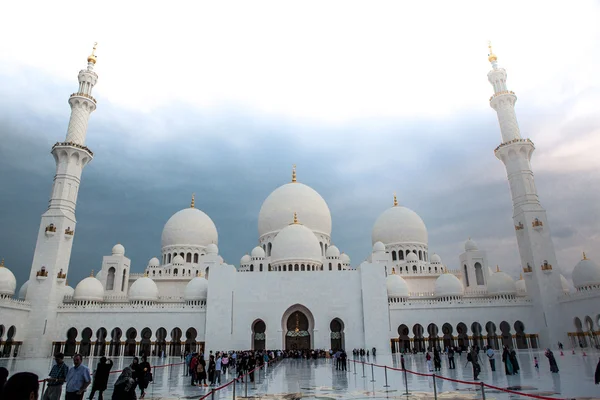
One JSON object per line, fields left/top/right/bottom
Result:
{"left": 483, "top": 383, "right": 566, "bottom": 400}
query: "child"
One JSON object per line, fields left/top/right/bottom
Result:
{"left": 534, "top": 356, "right": 539, "bottom": 369}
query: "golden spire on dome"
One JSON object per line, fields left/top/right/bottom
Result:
{"left": 496, "top": 265, "right": 500, "bottom": 272}
{"left": 583, "top": 252, "right": 587, "bottom": 260}
{"left": 190, "top": 193, "right": 195, "bottom": 208}
{"left": 90, "top": 269, "right": 94, "bottom": 277}
{"left": 87, "top": 42, "right": 98, "bottom": 64}
{"left": 519, "top": 273, "right": 523, "bottom": 280}
{"left": 487, "top": 41, "right": 497, "bottom": 63}
{"left": 144, "top": 271, "right": 148, "bottom": 277}
{"left": 0, "top": 259, "right": 4, "bottom": 268}
{"left": 292, "top": 165, "right": 297, "bottom": 183}
{"left": 393, "top": 193, "right": 398, "bottom": 207}
{"left": 293, "top": 212, "right": 299, "bottom": 224}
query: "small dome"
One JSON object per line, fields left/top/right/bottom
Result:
{"left": 63, "top": 285, "right": 75, "bottom": 298}
{"left": 240, "top": 254, "right": 251, "bottom": 265}
{"left": 161, "top": 207, "right": 218, "bottom": 249}
{"left": 18, "top": 280, "right": 29, "bottom": 300}
{"left": 372, "top": 242, "right": 386, "bottom": 253}
{"left": 0, "top": 262, "right": 17, "bottom": 297}
{"left": 74, "top": 276, "right": 104, "bottom": 302}
{"left": 560, "top": 274, "right": 573, "bottom": 294}
{"left": 406, "top": 252, "right": 418, "bottom": 262}
{"left": 430, "top": 253, "right": 442, "bottom": 264}
{"left": 434, "top": 273, "right": 464, "bottom": 297}
{"left": 572, "top": 255, "right": 600, "bottom": 289}
{"left": 487, "top": 271, "right": 517, "bottom": 295}
{"left": 172, "top": 255, "right": 184, "bottom": 266}
{"left": 271, "top": 223, "right": 323, "bottom": 265}
{"left": 326, "top": 245, "right": 341, "bottom": 258}
{"left": 112, "top": 243, "right": 125, "bottom": 256}
{"left": 148, "top": 257, "right": 160, "bottom": 268}
{"left": 206, "top": 243, "right": 219, "bottom": 255}
{"left": 251, "top": 246, "right": 265, "bottom": 259}
{"left": 129, "top": 276, "right": 159, "bottom": 302}
{"left": 516, "top": 276, "right": 526, "bottom": 293}
{"left": 465, "top": 238, "right": 478, "bottom": 252}
{"left": 184, "top": 276, "right": 208, "bottom": 301}
{"left": 340, "top": 253, "right": 350, "bottom": 265}
{"left": 372, "top": 205, "right": 428, "bottom": 245}
{"left": 386, "top": 274, "right": 409, "bottom": 298}
{"left": 96, "top": 270, "right": 103, "bottom": 281}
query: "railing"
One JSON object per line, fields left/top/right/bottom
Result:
{"left": 489, "top": 90, "right": 516, "bottom": 101}
{"left": 70, "top": 92, "right": 97, "bottom": 103}
{"left": 52, "top": 141, "right": 94, "bottom": 156}
{"left": 349, "top": 358, "right": 565, "bottom": 400}
{"left": 494, "top": 138, "right": 534, "bottom": 153}
{"left": 57, "top": 301, "right": 205, "bottom": 309}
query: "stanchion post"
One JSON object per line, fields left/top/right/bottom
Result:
{"left": 253, "top": 368, "right": 256, "bottom": 390}
{"left": 480, "top": 382, "right": 486, "bottom": 400}
{"left": 40, "top": 380, "right": 46, "bottom": 400}
{"left": 370, "top": 363, "right": 375, "bottom": 382}
{"left": 362, "top": 361, "right": 366, "bottom": 378}
{"left": 432, "top": 374, "right": 437, "bottom": 400}
{"left": 233, "top": 377, "right": 236, "bottom": 400}
{"left": 353, "top": 360, "right": 356, "bottom": 375}
{"left": 383, "top": 365, "right": 389, "bottom": 388}
{"left": 211, "top": 389, "right": 215, "bottom": 400}
{"left": 245, "top": 373, "right": 248, "bottom": 398}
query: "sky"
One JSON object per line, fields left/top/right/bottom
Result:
{"left": 1, "top": 1, "right": 599, "bottom": 289}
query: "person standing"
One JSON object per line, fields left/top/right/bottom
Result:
{"left": 248, "top": 353, "right": 256, "bottom": 383}
{"left": 595, "top": 358, "right": 600, "bottom": 384}
{"left": 340, "top": 350, "right": 347, "bottom": 371}
{"left": 221, "top": 353, "right": 229, "bottom": 375}
{"left": 65, "top": 354, "right": 91, "bottom": 400}
{"left": 0, "top": 367, "right": 8, "bottom": 400}
{"left": 425, "top": 352, "right": 432, "bottom": 372}
{"left": 447, "top": 347, "right": 455, "bottom": 370}
{"left": 111, "top": 367, "right": 136, "bottom": 400}
{"left": 132, "top": 356, "right": 151, "bottom": 399}
{"left": 486, "top": 346, "right": 496, "bottom": 372}
{"left": 509, "top": 348, "right": 520, "bottom": 375}
{"left": 545, "top": 349, "right": 559, "bottom": 373}
{"left": 470, "top": 347, "right": 481, "bottom": 381}
{"left": 185, "top": 352, "right": 192, "bottom": 377}
{"left": 89, "top": 357, "right": 113, "bottom": 400}
{"left": 43, "top": 353, "right": 69, "bottom": 400}
{"left": 208, "top": 355, "right": 216, "bottom": 386}
{"left": 215, "top": 353, "right": 222, "bottom": 385}
{"left": 502, "top": 346, "right": 513, "bottom": 375}
{"left": 197, "top": 354, "right": 208, "bottom": 387}
{"left": 433, "top": 348, "right": 441, "bottom": 372}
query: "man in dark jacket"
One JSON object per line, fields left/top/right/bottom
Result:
{"left": 89, "top": 357, "right": 113, "bottom": 400}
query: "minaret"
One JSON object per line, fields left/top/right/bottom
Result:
{"left": 21, "top": 44, "right": 98, "bottom": 357}
{"left": 488, "top": 42, "right": 563, "bottom": 348}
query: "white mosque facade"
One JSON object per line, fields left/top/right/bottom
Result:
{"left": 1, "top": 44, "right": 600, "bottom": 358}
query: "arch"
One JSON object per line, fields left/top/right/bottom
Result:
{"left": 140, "top": 327, "right": 152, "bottom": 356}
{"left": 94, "top": 327, "right": 108, "bottom": 357}
{"left": 194, "top": 253, "right": 199, "bottom": 263}
{"left": 109, "top": 328, "right": 123, "bottom": 357}
{"left": 412, "top": 265, "right": 417, "bottom": 273}
{"left": 65, "top": 327, "right": 78, "bottom": 357}
{"left": 281, "top": 304, "right": 315, "bottom": 350}
{"left": 499, "top": 321, "right": 512, "bottom": 348}
{"left": 485, "top": 321, "right": 499, "bottom": 350}
{"left": 474, "top": 262, "right": 484, "bottom": 285}
{"left": 456, "top": 322, "right": 469, "bottom": 351}
{"left": 260, "top": 263, "right": 263, "bottom": 272}
{"left": 173, "top": 268, "right": 179, "bottom": 276}
{"left": 252, "top": 319, "right": 266, "bottom": 351}
{"left": 168, "top": 254, "right": 172, "bottom": 263}
{"left": 250, "top": 264, "right": 254, "bottom": 272}
{"left": 329, "top": 263, "right": 332, "bottom": 271}
{"left": 418, "top": 250, "right": 423, "bottom": 260}
{"left": 79, "top": 327, "right": 93, "bottom": 356}
{"left": 397, "top": 324, "right": 410, "bottom": 352}
{"left": 413, "top": 324, "right": 425, "bottom": 352}
{"left": 585, "top": 316, "right": 598, "bottom": 348}
{"left": 338, "top": 263, "right": 341, "bottom": 271}
{"left": 330, "top": 318, "right": 344, "bottom": 351}
{"left": 124, "top": 328, "right": 137, "bottom": 356}
{"left": 463, "top": 265, "right": 470, "bottom": 287}
{"left": 471, "top": 322, "right": 484, "bottom": 349}
{"left": 514, "top": 320, "right": 527, "bottom": 349}
{"left": 106, "top": 267, "right": 115, "bottom": 290}
{"left": 398, "top": 251, "right": 404, "bottom": 261}
{"left": 442, "top": 323, "right": 454, "bottom": 349}
{"left": 427, "top": 323, "right": 439, "bottom": 350}
{"left": 169, "top": 328, "right": 183, "bottom": 356}
{"left": 156, "top": 327, "right": 167, "bottom": 357}
{"left": 184, "top": 328, "right": 198, "bottom": 353}
{"left": 186, "top": 252, "right": 192, "bottom": 263}
{"left": 392, "top": 251, "right": 397, "bottom": 261}
{"left": 267, "top": 243, "right": 272, "bottom": 256}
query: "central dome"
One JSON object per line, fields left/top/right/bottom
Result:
{"left": 258, "top": 182, "right": 332, "bottom": 238}
{"left": 271, "top": 222, "right": 323, "bottom": 265}
{"left": 161, "top": 207, "right": 218, "bottom": 249}
{"left": 372, "top": 204, "right": 428, "bottom": 245}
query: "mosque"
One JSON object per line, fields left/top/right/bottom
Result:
{"left": 0, "top": 44, "right": 599, "bottom": 359}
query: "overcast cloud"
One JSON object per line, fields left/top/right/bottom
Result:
{"left": 1, "top": 1, "right": 599, "bottom": 288}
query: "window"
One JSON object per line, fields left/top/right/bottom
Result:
{"left": 398, "top": 251, "right": 404, "bottom": 260}
{"left": 168, "top": 254, "right": 172, "bottom": 263}
{"left": 260, "top": 264, "right": 263, "bottom": 272}
{"left": 268, "top": 243, "right": 272, "bottom": 256}
{"left": 250, "top": 264, "right": 254, "bottom": 272}
{"left": 193, "top": 253, "right": 198, "bottom": 263}
{"left": 419, "top": 250, "right": 422, "bottom": 260}
{"left": 186, "top": 253, "right": 192, "bottom": 263}
{"left": 464, "top": 265, "right": 470, "bottom": 287}
{"left": 329, "top": 263, "right": 332, "bottom": 270}
{"left": 174, "top": 268, "right": 178, "bottom": 276}
{"left": 338, "top": 263, "right": 342, "bottom": 271}
{"left": 474, "top": 262, "right": 484, "bottom": 285}
{"left": 412, "top": 265, "right": 417, "bottom": 272}
{"left": 392, "top": 251, "right": 397, "bottom": 261}
{"left": 106, "top": 267, "right": 115, "bottom": 290}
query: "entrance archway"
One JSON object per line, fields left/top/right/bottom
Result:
{"left": 252, "top": 320, "right": 266, "bottom": 351}
{"left": 330, "top": 318, "right": 344, "bottom": 351}
{"left": 282, "top": 304, "right": 314, "bottom": 350}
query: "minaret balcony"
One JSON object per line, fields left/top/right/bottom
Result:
{"left": 36, "top": 267, "right": 49, "bottom": 280}
{"left": 45, "top": 224, "right": 57, "bottom": 237}
{"left": 70, "top": 92, "right": 97, "bottom": 104}
{"left": 52, "top": 142, "right": 94, "bottom": 157}
{"left": 523, "top": 264, "right": 533, "bottom": 274}
{"left": 541, "top": 261, "right": 552, "bottom": 272}
{"left": 494, "top": 138, "right": 535, "bottom": 153}
{"left": 488, "top": 90, "right": 515, "bottom": 102}
{"left": 64, "top": 227, "right": 74, "bottom": 239}
{"left": 57, "top": 269, "right": 67, "bottom": 281}
{"left": 514, "top": 222, "right": 524, "bottom": 231}
{"left": 532, "top": 218, "right": 544, "bottom": 230}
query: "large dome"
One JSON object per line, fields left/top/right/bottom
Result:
{"left": 0, "top": 262, "right": 17, "bottom": 297}
{"left": 386, "top": 274, "right": 409, "bottom": 298}
{"left": 161, "top": 207, "right": 218, "bottom": 249}
{"left": 372, "top": 205, "right": 428, "bottom": 245}
{"left": 184, "top": 276, "right": 209, "bottom": 301}
{"left": 487, "top": 271, "right": 517, "bottom": 295}
{"left": 129, "top": 276, "right": 159, "bottom": 302}
{"left": 271, "top": 222, "right": 323, "bottom": 265}
{"left": 434, "top": 273, "right": 464, "bottom": 297}
{"left": 258, "top": 182, "right": 332, "bottom": 238}
{"left": 572, "top": 254, "right": 600, "bottom": 289}
{"left": 74, "top": 276, "right": 104, "bottom": 302}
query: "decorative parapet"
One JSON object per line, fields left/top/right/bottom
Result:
{"left": 559, "top": 288, "right": 600, "bottom": 303}
{"left": 388, "top": 295, "right": 532, "bottom": 308}
{"left": 494, "top": 138, "right": 534, "bottom": 153}
{"left": 0, "top": 297, "right": 31, "bottom": 310}
{"left": 57, "top": 301, "right": 205, "bottom": 310}
{"left": 70, "top": 92, "right": 97, "bottom": 104}
{"left": 489, "top": 90, "right": 516, "bottom": 102}
{"left": 64, "top": 227, "right": 74, "bottom": 236}
{"left": 52, "top": 141, "right": 94, "bottom": 157}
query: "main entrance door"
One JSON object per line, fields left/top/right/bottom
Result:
{"left": 285, "top": 311, "right": 311, "bottom": 350}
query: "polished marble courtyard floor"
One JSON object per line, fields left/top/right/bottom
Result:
{"left": 1, "top": 350, "right": 599, "bottom": 399}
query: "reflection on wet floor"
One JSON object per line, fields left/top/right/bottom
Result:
{"left": 1, "top": 350, "right": 599, "bottom": 399}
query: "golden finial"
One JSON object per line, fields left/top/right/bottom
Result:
{"left": 487, "top": 41, "right": 497, "bottom": 63}
{"left": 519, "top": 273, "right": 523, "bottom": 280}
{"left": 87, "top": 42, "right": 98, "bottom": 65}
{"left": 393, "top": 193, "right": 398, "bottom": 207}
{"left": 582, "top": 251, "right": 587, "bottom": 260}
{"left": 144, "top": 271, "right": 149, "bottom": 277}
{"left": 496, "top": 265, "right": 500, "bottom": 272}
{"left": 291, "top": 165, "right": 297, "bottom": 183}
{"left": 90, "top": 269, "right": 94, "bottom": 277}
{"left": 190, "top": 193, "right": 195, "bottom": 208}
{"left": 293, "top": 212, "right": 298, "bottom": 224}
{"left": 0, "top": 259, "right": 4, "bottom": 268}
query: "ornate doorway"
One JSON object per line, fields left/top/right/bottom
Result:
{"left": 285, "top": 311, "right": 310, "bottom": 350}
{"left": 252, "top": 320, "right": 266, "bottom": 350}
